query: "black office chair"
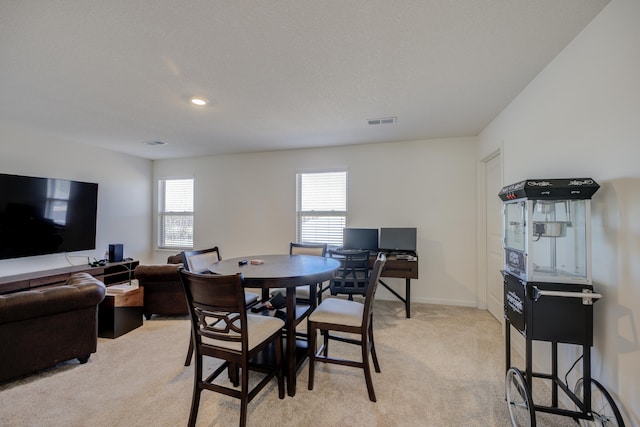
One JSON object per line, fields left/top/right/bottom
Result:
{"left": 179, "top": 269, "right": 284, "bottom": 427}
{"left": 328, "top": 249, "right": 371, "bottom": 300}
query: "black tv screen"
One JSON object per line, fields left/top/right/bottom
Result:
{"left": 379, "top": 227, "right": 417, "bottom": 252}
{"left": 0, "top": 173, "right": 98, "bottom": 260}
{"left": 342, "top": 228, "right": 379, "bottom": 251}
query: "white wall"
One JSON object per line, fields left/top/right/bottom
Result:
{"left": 154, "top": 137, "right": 478, "bottom": 306}
{"left": 0, "top": 122, "right": 153, "bottom": 276}
{"left": 479, "top": 0, "right": 640, "bottom": 423}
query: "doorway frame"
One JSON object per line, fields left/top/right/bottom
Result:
{"left": 476, "top": 147, "right": 503, "bottom": 311}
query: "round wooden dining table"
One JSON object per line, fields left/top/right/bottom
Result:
{"left": 209, "top": 254, "right": 340, "bottom": 396}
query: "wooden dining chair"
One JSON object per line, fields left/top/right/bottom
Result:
{"left": 271, "top": 242, "right": 328, "bottom": 305}
{"left": 178, "top": 269, "right": 285, "bottom": 427}
{"left": 181, "top": 246, "right": 221, "bottom": 273}
{"left": 182, "top": 246, "right": 260, "bottom": 366}
{"left": 307, "top": 253, "right": 386, "bottom": 402}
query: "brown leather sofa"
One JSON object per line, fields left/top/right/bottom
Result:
{"left": 134, "top": 254, "right": 188, "bottom": 319}
{"left": 0, "top": 272, "right": 106, "bottom": 383}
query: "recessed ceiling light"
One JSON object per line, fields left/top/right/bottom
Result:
{"left": 190, "top": 97, "right": 208, "bottom": 106}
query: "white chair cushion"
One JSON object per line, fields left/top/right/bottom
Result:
{"left": 308, "top": 297, "right": 363, "bottom": 328}
{"left": 244, "top": 291, "right": 260, "bottom": 305}
{"left": 201, "top": 315, "right": 284, "bottom": 352}
{"left": 271, "top": 286, "right": 314, "bottom": 300}
{"left": 187, "top": 252, "right": 219, "bottom": 273}
{"left": 291, "top": 247, "right": 325, "bottom": 256}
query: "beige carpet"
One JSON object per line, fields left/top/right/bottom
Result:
{"left": 0, "top": 301, "right": 576, "bottom": 427}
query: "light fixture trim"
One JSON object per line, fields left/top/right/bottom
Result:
{"left": 190, "top": 97, "right": 208, "bottom": 106}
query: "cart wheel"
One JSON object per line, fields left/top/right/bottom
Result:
{"left": 574, "top": 377, "right": 625, "bottom": 427}
{"left": 506, "top": 367, "right": 536, "bottom": 427}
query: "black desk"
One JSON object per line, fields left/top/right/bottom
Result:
{"left": 327, "top": 248, "right": 418, "bottom": 318}
{"left": 378, "top": 253, "right": 419, "bottom": 318}
{"left": 326, "top": 250, "right": 419, "bottom": 318}
{"left": 209, "top": 254, "right": 340, "bottom": 396}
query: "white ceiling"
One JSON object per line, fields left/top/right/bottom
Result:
{"left": 1, "top": 1, "right": 609, "bottom": 160}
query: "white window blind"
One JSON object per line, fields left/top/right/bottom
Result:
{"left": 296, "top": 171, "right": 347, "bottom": 246}
{"left": 158, "top": 178, "right": 194, "bottom": 249}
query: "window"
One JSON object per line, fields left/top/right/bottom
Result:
{"left": 158, "top": 178, "right": 194, "bottom": 249}
{"left": 296, "top": 171, "right": 347, "bottom": 246}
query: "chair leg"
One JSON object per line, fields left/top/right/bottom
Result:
{"left": 229, "top": 363, "right": 239, "bottom": 387}
{"left": 276, "top": 333, "right": 285, "bottom": 399}
{"left": 240, "top": 360, "right": 249, "bottom": 427}
{"left": 184, "top": 336, "right": 194, "bottom": 366}
{"left": 308, "top": 322, "right": 317, "bottom": 390}
{"left": 188, "top": 388, "right": 202, "bottom": 427}
{"left": 322, "top": 329, "right": 329, "bottom": 357}
{"left": 188, "top": 355, "right": 203, "bottom": 427}
{"left": 369, "top": 322, "right": 381, "bottom": 373}
{"left": 361, "top": 332, "right": 377, "bottom": 402}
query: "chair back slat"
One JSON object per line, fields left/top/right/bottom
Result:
{"left": 194, "top": 308, "right": 242, "bottom": 343}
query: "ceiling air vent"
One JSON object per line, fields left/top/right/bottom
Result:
{"left": 367, "top": 117, "right": 397, "bottom": 125}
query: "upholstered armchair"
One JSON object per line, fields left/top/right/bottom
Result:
{"left": 0, "top": 272, "right": 106, "bottom": 382}
{"left": 134, "top": 254, "right": 188, "bottom": 319}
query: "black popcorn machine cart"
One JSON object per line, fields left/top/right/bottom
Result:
{"left": 499, "top": 178, "right": 624, "bottom": 427}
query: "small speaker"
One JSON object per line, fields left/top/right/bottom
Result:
{"left": 108, "top": 244, "right": 123, "bottom": 263}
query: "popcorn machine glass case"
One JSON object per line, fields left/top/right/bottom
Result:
{"left": 503, "top": 197, "right": 591, "bottom": 284}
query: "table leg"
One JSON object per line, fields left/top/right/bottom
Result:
{"left": 405, "top": 278, "right": 411, "bottom": 318}
{"left": 378, "top": 278, "right": 411, "bottom": 319}
{"left": 285, "top": 286, "right": 297, "bottom": 396}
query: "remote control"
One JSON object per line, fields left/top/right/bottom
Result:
{"left": 238, "top": 259, "right": 248, "bottom": 266}
{"left": 251, "top": 303, "right": 268, "bottom": 313}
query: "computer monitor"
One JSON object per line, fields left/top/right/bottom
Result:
{"left": 379, "top": 228, "right": 417, "bottom": 252}
{"left": 342, "top": 228, "right": 379, "bottom": 251}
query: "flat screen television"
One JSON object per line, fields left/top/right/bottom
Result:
{"left": 342, "top": 228, "right": 379, "bottom": 251}
{"left": 0, "top": 173, "right": 98, "bottom": 260}
{"left": 379, "top": 227, "right": 417, "bottom": 252}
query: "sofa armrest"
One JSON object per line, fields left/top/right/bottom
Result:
{"left": 0, "top": 272, "right": 106, "bottom": 325}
